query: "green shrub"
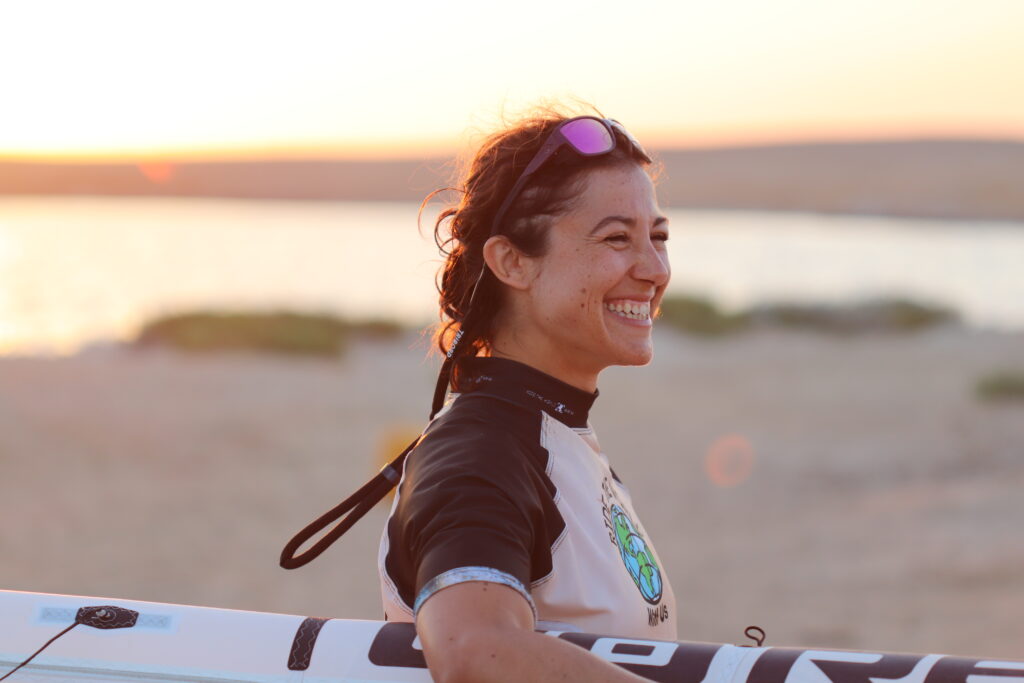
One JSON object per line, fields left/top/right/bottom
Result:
{"left": 976, "top": 371, "right": 1024, "bottom": 403}
{"left": 656, "top": 294, "right": 958, "bottom": 337}
{"left": 746, "top": 298, "right": 957, "bottom": 334}
{"left": 134, "top": 310, "right": 404, "bottom": 357}
{"left": 880, "top": 299, "right": 959, "bottom": 331}
{"left": 657, "top": 295, "right": 749, "bottom": 336}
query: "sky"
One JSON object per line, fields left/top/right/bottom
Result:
{"left": 1, "top": 0, "right": 1023, "bottom": 160}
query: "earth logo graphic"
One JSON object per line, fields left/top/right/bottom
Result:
{"left": 610, "top": 504, "right": 662, "bottom": 604}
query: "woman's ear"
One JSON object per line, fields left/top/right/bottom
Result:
{"left": 482, "top": 235, "right": 537, "bottom": 291}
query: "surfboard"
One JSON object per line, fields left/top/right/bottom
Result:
{"left": 2, "top": 589, "right": 1022, "bottom": 683}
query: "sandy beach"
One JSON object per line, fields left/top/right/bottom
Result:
{"left": 1, "top": 327, "right": 1022, "bottom": 659}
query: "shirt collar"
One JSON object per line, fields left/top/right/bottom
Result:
{"left": 457, "top": 356, "right": 598, "bottom": 429}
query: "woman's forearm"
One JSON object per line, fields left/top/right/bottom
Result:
{"left": 427, "top": 625, "right": 649, "bottom": 683}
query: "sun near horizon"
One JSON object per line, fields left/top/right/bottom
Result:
{"left": 4, "top": 125, "right": 1024, "bottom": 165}
{"left": 1, "top": 1, "right": 1023, "bottom": 163}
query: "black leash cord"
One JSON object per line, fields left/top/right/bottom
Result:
{"left": 1, "top": 605, "right": 139, "bottom": 681}
{"left": 279, "top": 435, "right": 420, "bottom": 569}
{"left": 280, "top": 280, "right": 487, "bottom": 569}
{"left": 0, "top": 623, "right": 78, "bottom": 681}
{"left": 742, "top": 625, "right": 767, "bottom": 647}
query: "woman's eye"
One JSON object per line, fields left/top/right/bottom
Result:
{"left": 653, "top": 232, "right": 670, "bottom": 243}
{"left": 605, "top": 233, "right": 629, "bottom": 243}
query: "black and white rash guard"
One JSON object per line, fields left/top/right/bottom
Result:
{"left": 377, "top": 356, "right": 677, "bottom": 639}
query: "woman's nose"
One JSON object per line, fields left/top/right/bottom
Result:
{"left": 632, "top": 239, "right": 670, "bottom": 286}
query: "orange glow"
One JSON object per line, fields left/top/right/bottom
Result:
{"left": 137, "top": 162, "right": 176, "bottom": 184}
{"left": 2, "top": 2, "right": 1023, "bottom": 161}
{"left": 0, "top": 138, "right": 459, "bottom": 164}
{"left": 704, "top": 435, "right": 756, "bottom": 488}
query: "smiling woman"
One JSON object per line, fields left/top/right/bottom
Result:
{"left": 427, "top": 115, "right": 669, "bottom": 399}
{"left": 278, "top": 106, "right": 677, "bottom": 682}
{"left": 480, "top": 164, "right": 670, "bottom": 389}
{"left": 366, "top": 108, "right": 675, "bottom": 683}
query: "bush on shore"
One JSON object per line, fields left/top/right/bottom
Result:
{"left": 134, "top": 311, "right": 405, "bottom": 357}
{"left": 134, "top": 295, "right": 960, "bottom": 356}
{"left": 975, "top": 370, "right": 1024, "bottom": 403}
{"left": 656, "top": 295, "right": 750, "bottom": 336}
{"left": 656, "top": 295, "right": 958, "bottom": 336}
{"left": 745, "top": 298, "right": 958, "bottom": 334}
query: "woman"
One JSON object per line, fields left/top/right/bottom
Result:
{"left": 377, "top": 108, "right": 676, "bottom": 682}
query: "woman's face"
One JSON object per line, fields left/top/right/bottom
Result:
{"left": 507, "top": 163, "right": 671, "bottom": 389}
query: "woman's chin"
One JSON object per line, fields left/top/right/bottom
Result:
{"left": 607, "top": 341, "right": 654, "bottom": 368}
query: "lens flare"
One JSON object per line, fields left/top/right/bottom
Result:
{"left": 137, "top": 162, "right": 176, "bottom": 184}
{"left": 704, "top": 434, "right": 756, "bottom": 487}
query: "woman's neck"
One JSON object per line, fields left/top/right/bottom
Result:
{"left": 487, "top": 333, "right": 599, "bottom": 394}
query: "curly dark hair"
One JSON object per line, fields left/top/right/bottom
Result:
{"left": 422, "top": 105, "right": 655, "bottom": 390}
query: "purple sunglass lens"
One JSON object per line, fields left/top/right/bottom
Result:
{"left": 561, "top": 118, "right": 614, "bottom": 154}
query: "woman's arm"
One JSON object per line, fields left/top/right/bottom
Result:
{"left": 417, "top": 581, "right": 649, "bottom": 683}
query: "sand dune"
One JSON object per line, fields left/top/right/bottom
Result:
{"left": 1, "top": 328, "right": 1022, "bottom": 658}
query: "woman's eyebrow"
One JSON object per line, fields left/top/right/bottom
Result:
{"left": 589, "top": 215, "right": 669, "bottom": 234}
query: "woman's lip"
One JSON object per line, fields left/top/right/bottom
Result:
{"left": 604, "top": 297, "right": 653, "bottom": 304}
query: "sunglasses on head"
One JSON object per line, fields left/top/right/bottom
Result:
{"left": 279, "top": 116, "right": 649, "bottom": 570}
{"left": 489, "top": 117, "right": 652, "bottom": 246}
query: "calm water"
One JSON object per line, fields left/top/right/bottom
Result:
{"left": 2, "top": 196, "right": 1023, "bottom": 354}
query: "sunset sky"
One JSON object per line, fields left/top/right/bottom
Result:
{"left": 2, "top": 0, "right": 1023, "bottom": 160}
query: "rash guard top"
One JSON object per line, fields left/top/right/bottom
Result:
{"left": 377, "top": 356, "right": 677, "bottom": 639}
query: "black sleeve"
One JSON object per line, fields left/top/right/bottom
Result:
{"left": 385, "top": 396, "right": 552, "bottom": 610}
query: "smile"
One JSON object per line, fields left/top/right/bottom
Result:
{"left": 605, "top": 300, "right": 651, "bottom": 322}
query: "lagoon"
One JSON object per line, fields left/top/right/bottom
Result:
{"left": 2, "top": 196, "right": 1023, "bottom": 354}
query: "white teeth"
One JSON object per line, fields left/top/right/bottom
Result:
{"left": 605, "top": 301, "right": 651, "bottom": 320}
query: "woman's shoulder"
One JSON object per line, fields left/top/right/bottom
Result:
{"left": 408, "top": 393, "right": 550, "bottom": 478}
{"left": 439, "top": 390, "right": 542, "bottom": 427}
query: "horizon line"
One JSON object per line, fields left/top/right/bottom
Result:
{"left": 2, "top": 133, "right": 1023, "bottom": 165}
